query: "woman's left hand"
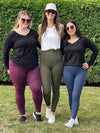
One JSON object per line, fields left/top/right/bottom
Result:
{"left": 82, "top": 62, "right": 89, "bottom": 69}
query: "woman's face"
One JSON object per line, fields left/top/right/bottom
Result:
{"left": 18, "top": 15, "right": 31, "bottom": 29}
{"left": 66, "top": 22, "right": 76, "bottom": 36}
{"left": 45, "top": 10, "right": 56, "bottom": 21}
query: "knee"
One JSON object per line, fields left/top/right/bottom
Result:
{"left": 15, "top": 87, "right": 24, "bottom": 94}
{"left": 43, "top": 88, "right": 50, "bottom": 96}
{"left": 72, "top": 94, "right": 80, "bottom": 101}
{"left": 31, "top": 83, "right": 41, "bottom": 93}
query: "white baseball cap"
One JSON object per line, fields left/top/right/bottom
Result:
{"left": 45, "top": 3, "right": 57, "bottom": 11}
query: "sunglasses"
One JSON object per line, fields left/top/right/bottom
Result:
{"left": 21, "top": 18, "right": 31, "bottom": 24}
{"left": 66, "top": 25, "right": 74, "bottom": 31}
{"left": 46, "top": 10, "right": 56, "bottom": 14}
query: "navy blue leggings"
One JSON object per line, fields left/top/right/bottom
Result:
{"left": 9, "top": 60, "right": 42, "bottom": 115}
{"left": 63, "top": 66, "right": 87, "bottom": 119}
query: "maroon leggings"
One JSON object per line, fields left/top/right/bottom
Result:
{"left": 9, "top": 60, "right": 42, "bottom": 115}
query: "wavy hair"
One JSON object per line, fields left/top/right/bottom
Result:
{"left": 13, "top": 11, "right": 32, "bottom": 29}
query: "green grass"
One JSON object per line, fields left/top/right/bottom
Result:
{"left": 0, "top": 85, "right": 100, "bottom": 133}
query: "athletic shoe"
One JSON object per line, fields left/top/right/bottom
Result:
{"left": 33, "top": 112, "right": 42, "bottom": 122}
{"left": 19, "top": 116, "right": 26, "bottom": 122}
{"left": 48, "top": 114, "right": 55, "bottom": 124}
{"left": 65, "top": 118, "right": 75, "bottom": 128}
{"left": 46, "top": 108, "right": 51, "bottom": 119}
{"left": 75, "top": 116, "right": 79, "bottom": 125}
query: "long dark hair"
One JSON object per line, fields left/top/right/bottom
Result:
{"left": 62, "top": 19, "right": 82, "bottom": 45}
{"left": 38, "top": 11, "right": 60, "bottom": 44}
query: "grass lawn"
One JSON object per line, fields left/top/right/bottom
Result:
{"left": 0, "top": 85, "right": 100, "bottom": 133}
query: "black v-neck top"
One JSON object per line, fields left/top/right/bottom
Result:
{"left": 3, "top": 29, "right": 41, "bottom": 69}
{"left": 62, "top": 36, "right": 99, "bottom": 67}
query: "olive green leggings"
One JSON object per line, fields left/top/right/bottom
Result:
{"left": 40, "top": 49, "right": 63, "bottom": 112}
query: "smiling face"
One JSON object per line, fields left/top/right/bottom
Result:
{"left": 45, "top": 10, "right": 56, "bottom": 21}
{"left": 18, "top": 15, "right": 31, "bottom": 29}
{"left": 66, "top": 22, "right": 76, "bottom": 36}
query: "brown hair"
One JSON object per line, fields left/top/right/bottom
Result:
{"left": 39, "top": 11, "right": 60, "bottom": 44}
{"left": 13, "top": 11, "right": 32, "bottom": 29}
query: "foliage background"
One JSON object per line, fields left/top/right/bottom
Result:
{"left": 0, "top": 0, "right": 100, "bottom": 85}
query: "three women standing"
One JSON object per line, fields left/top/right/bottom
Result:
{"left": 3, "top": 4, "right": 99, "bottom": 127}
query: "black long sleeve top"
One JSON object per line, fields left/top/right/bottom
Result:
{"left": 62, "top": 36, "right": 99, "bottom": 67}
{"left": 3, "top": 29, "right": 41, "bottom": 69}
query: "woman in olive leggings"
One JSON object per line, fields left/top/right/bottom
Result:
{"left": 38, "top": 3, "right": 64, "bottom": 124}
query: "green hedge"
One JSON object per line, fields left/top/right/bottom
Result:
{"left": 0, "top": 0, "right": 100, "bottom": 84}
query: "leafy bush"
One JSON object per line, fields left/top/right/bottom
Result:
{"left": 0, "top": 0, "right": 100, "bottom": 84}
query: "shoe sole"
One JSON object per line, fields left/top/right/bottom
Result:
{"left": 75, "top": 123, "right": 79, "bottom": 125}
{"left": 48, "top": 118, "right": 55, "bottom": 124}
{"left": 33, "top": 113, "right": 36, "bottom": 119}
{"left": 48, "top": 120, "right": 55, "bottom": 124}
{"left": 65, "top": 123, "right": 74, "bottom": 127}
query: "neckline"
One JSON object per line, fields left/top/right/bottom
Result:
{"left": 47, "top": 26, "right": 55, "bottom": 29}
{"left": 67, "top": 37, "right": 81, "bottom": 45}
{"left": 13, "top": 29, "right": 31, "bottom": 37}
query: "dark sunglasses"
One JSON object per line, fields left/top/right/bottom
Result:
{"left": 46, "top": 10, "right": 56, "bottom": 14}
{"left": 66, "top": 25, "right": 74, "bottom": 31}
{"left": 21, "top": 18, "right": 31, "bottom": 23}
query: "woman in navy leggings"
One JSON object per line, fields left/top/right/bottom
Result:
{"left": 61, "top": 19, "right": 98, "bottom": 127}
{"left": 3, "top": 11, "right": 42, "bottom": 122}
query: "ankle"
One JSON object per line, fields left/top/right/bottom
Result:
{"left": 71, "top": 117, "right": 75, "bottom": 120}
{"left": 36, "top": 112, "right": 41, "bottom": 115}
{"left": 20, "top": 114, "right": 26, "bottom": 117}
{"left": 47, "top": 105, "right": 51, "bottom": 109}
{"left": 50, "top": 111, "right": 55, "bottom": 115}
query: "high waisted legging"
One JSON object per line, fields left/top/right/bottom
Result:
{"left": 63, "top": 66, "right": 87, "bottom": 119}
{"left": 40, "top": 50, "right": 63, "bottom": 112}
{"left": 9, "top": 60, "right": 42, "bottom": 115}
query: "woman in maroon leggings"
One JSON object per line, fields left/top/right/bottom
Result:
{"left": 3, "top": 11, "right": 42, "bottom": 122}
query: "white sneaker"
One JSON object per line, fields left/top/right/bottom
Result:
{"left": 65, "top": 118, "right": 75, "bottom": 128}
{"left": 75, "top": 117, "right": 79, "bottom": 125}
{"left": 46, "top": 108, "right": 51, "bottom": 119}
{"left": 48, "top": 114, "right": 55, "bottom": 124}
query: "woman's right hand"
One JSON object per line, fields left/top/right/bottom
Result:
{"left": 82, "top": 62, "right": 89, "bottom": 69}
